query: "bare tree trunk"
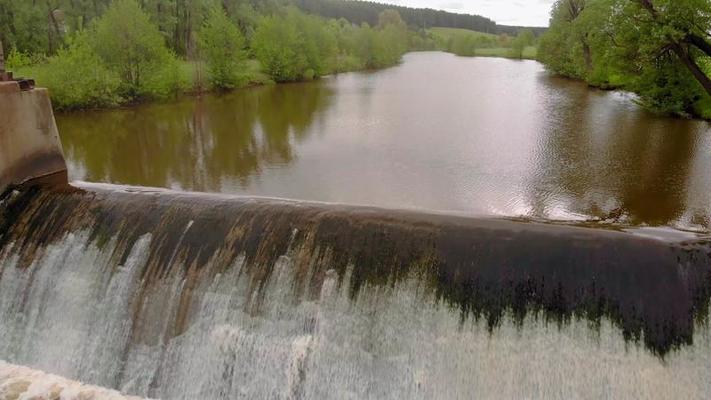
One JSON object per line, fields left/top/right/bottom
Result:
{"left": 672, "top": 43, "right": 711, "bottom": 97}
{"left": 636, "top": 0, "right": 711, "bottom": 96}
{"left": 582, "top": 39, "right": 593, "bottom": 73}
{"left": 0, "top": 38, "right": 5, "bottom": 74}
{"left": 685, "top": 34, "right": 711, "bottom": 58}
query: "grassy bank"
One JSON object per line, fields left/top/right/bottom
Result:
{"left": 470, "top": 46, "right": 537, "bottom": 60}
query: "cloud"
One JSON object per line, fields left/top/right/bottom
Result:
{"left": 439, "top": 2, "right": 464, "bottom": 10}
{"left": 371, "top": 0, "right": 556, "bottom": 27}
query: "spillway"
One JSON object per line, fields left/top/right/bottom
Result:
{"left": 1, "top": 182, "right": 710, "bottom": 399}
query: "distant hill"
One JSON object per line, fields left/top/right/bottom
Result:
{"left": 292, "top": 0, "right": 547, "bottom": 36}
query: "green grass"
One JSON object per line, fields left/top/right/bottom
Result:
{"left": 428, "top": 27, "right": 497, "bottom": 41}
{"left": 428, "top": 27, "right": 538, "bottom": 60}
{"left": 475, "top": 46, "right": 538, "bottom": 60}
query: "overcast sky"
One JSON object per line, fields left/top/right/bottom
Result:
{"left": 371, "top": 0, "right": 556, "bottom": 27}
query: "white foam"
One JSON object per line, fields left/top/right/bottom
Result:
{"left": 0, "top": 232, "right": 709, "bottom": 399}
{"left": 0, "top": 361, "right": 150, "bottom": 400}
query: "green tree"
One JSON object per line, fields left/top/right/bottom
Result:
{"left": 510, "top": 29, "right": 534, "bottom": 59}
{"left": 252, "top": 8, "right": 337, "bottom": 82}
{"left": 371, "top": 10, "right": 408, "bottom": 67}
{"left": 37, "top": 32, "right": 121, "bottom": 110}
{"left": 252, "top": 12, "right": 307, "bottom": 82}
{"left": 539, "top": 0, "right": 711, "bottom": 117}
{"left": 92, "top": 0, "right": 183, "bottom": 98}
{"left": 199, "top": 7, "right": 247, "bottom": 89}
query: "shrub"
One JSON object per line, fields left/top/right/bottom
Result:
{"left": 36, "top": 32, "right": 122, "bottom": 110}
{"left": 199, "top": 7, "right": 248, "bottom": 89}
{"left": 91, "top": 0, "right": 182, "bottom": 99}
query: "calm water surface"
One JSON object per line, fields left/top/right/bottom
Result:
{"left": 57, "top": 52, "right": 711, "bottom": 229}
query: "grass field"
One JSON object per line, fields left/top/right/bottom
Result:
{"left": 428, "top": 27, "right": 497, "bottom": 42}
{"left": 428, "top": 27, "right": 538, "bottom": 60}
{"left": 475, "top": 46, "right": 538, "bottom": 60}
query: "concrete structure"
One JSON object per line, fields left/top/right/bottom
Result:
{"left": 0, "top": 82, "right": 67, "bottom": 194}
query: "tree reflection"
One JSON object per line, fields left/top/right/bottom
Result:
{"left": 57, "top": 82, "right": 333, "bottom": 192}
{"left": 530, "top": 75, "right": 701, "bottom": 226}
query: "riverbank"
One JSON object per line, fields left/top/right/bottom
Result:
{"left": 15, "top": 50, "right": 545, "bottom": 114}
{"left": 12, "top": 57, "right": 399, "bottom": 113}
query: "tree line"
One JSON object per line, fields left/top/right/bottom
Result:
{"left": 0, "top": 0, "right": 419, "bottom": 110}
{"left": 293, "top": 0, "right": 546, "bottom": 36}
{"left": 539, "top": 0, "right": 711, "bottom": 118}
{"left": 430, "top": 28, "right": 537, "bottom": 59}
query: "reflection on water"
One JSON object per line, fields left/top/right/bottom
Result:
{"left": 59, "top": 82, "right": 333, "bottom": 191}
{"left": 57, "top": 52, "right": 711, "bottom": 229}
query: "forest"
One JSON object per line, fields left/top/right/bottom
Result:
{"left": 0, "top": 0, "right": 425, "bottom": 109}
{"left": 0, "top": 0, "right": 546, "bottom": 111}
{"left": 292, "top": 0, "right": 545, "bottom": 36}
{"left": 538, "top": 0, "right": 711, "bottom": 118}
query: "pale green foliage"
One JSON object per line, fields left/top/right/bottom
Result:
{"left": 510, "top": 29, "right": 535, "bottom": 59}
{"left": 5, "top": 48, "right": 34, "bottom": 70}
{"left": 252, "top": 11, "right": 309, "bottom": 82}
{"left": 252, "top": 7, "right": 409, "bottom": 82}
{"left": 429, "top": 27, "right": 532, "bottom": 59}
{"left": 372, "top": 10, "right": 409, "bottom": 66}
{"left": 91, "top": 0, "right": 183, "bottom": 98}
{"left": 36, "top": 32, "right": 121, "bottom": 110}
{"left": 199, "top": 7, "right": 247, "bottom": 89}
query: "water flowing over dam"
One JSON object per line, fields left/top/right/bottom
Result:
{"left": 1, "top": 183, "right": 711, "bottom": 399}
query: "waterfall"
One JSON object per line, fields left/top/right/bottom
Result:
{"left": 1, "top": 183, "right": 710, "bottom": 399}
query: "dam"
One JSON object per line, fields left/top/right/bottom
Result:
{"left": 2, "top": 71, "right": 711, "bottom": 398}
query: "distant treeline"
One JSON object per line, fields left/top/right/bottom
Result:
{"left": 0, "top": 0, "right": 543, "bottom": 59}
{"left": 293, "top": 0, "right": 546, "bottom": 36}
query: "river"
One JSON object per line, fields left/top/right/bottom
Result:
{"left": 56, "top": 52, "right": 711, "bottom": 230}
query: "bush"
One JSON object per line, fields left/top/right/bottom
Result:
{"left": 5, "top": 48, "right": 35, "bottom": 70}
{"left": 91, "top": 0, "right": 182, "bottom": 99}
{"left": 36, "top": 32, "right": 122, "bottom": 110}
{"left": 199, "top": 7, "right": 248, "bottom": 89}
{"left": 252, "top": 8, "right": 337, "bottom": 82}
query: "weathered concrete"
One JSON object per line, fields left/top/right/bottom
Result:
{"left": 0, "top": 83, "right": 67, "bottom": 194}
{"left": 0, "top": 361, "right": 149, "bottom": 400}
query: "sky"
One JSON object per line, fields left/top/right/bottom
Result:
{"left": 371, "top": 0, "right": 556, "bottom": 27}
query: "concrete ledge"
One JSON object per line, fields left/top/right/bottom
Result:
{"left": 0, "top": 81, "right": 19, "bottom": 94}
{"left": 0, "top": 87, "right": 67, "bottom": 193}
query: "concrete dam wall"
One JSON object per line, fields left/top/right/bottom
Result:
{"left": 0, "top": 82, "right": 67, "bottom": 194}
{"left": 0, "top": 86, "right": 710, "bottom": 399}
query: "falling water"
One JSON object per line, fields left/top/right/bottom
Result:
{"left": 1, "top": 183, "right": 710, "bottom": 399}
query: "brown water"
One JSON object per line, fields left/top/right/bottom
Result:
{"left": 57, "top": 52, "right": 711, "bottom": 229}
